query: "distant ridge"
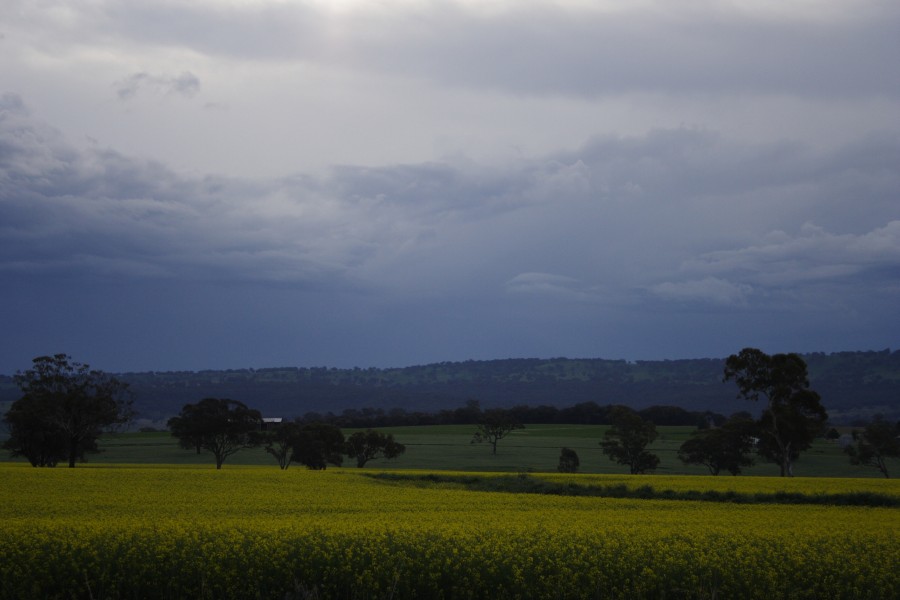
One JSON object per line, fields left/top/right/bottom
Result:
{"left": 2, "top": 351, "right": 898, "bottom": 425}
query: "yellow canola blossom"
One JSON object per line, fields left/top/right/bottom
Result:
{"left": 0, "top": 464, "right": 897, "bottom": 599}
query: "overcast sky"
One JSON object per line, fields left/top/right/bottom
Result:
{"left": 1, "top": 0, "right": 898, "bottom": 374}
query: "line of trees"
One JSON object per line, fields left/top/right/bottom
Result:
{"left": 297, "top": 400, "right": 724, "bottom": 429}
{"left": 4, "top": 350, "right": 897, "bottom": 476}
{"left": 167, "top": 398, "right": 405, "bottom": 470}
{"left": 466, "top": 349, "right": 893, "bottom": 478}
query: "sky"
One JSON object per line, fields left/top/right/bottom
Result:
{"left": 1, "top": 0, "right": 899, "bottom": 374}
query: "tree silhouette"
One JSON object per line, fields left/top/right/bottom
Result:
{"left": 4, "top": 354, "right": 133, "bottom": 467}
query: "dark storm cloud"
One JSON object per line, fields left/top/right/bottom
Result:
{"left": 3, "top": 96, "right": 899, "bottom": 319}
{"left": 2, "top": 91, "right": 899, "bottom": 372}
{"left": 0, "top": 95, "right": 331, "bottom": 285}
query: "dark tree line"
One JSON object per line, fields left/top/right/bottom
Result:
{"left": 57, "top": 350, "right": 898, "bottom": 425}
{"left": 298, "top": 400, "right": 722, "bottom": 430}
{"left": 167, "top": 399, "right": 405, "bottom": 470}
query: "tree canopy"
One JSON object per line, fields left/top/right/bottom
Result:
{"left": 344, "top": 429, "right": 406, "bottom": 468}
{"left": 557, "top": 447, "right": 580, "bottom": 473}
{"left": 263, "top": 421, "right": 303, "bottom": 469}
{"left": 168, "top": 398, "right": 262, "bottom": 469}
{"left": 724, "top": 348, "right": 828, "bottom": 476}
{"left": 3, "top": 354, "right": 133, "bottom": 467}
{"left": 677, "top": 412, "right": 756, "bottom": 475}
{"left": 845, "top": 415, "right": 900, "bottom": 478}
{"left": 599, "top": 406, "right": 659, "bottom": 474}
{"left": 290, "top": 422, "right": 345, "bottom": 470}
{"left": 471, "top": 409, "right": 524, "bottom": 455}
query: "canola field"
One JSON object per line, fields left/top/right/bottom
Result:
{"left": 1, "top": 464, "right": 898, "bottom": 599}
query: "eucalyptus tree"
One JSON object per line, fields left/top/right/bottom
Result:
{"left": 168, "top": 398, "right": 262, "bottom": 469}
{"left": 724, "top": 348, "right": 828, "bottom": 477}
{"left": 678, "top": 413, "right": 757, "bottom": 475}
{"left": 345, "top": 429, "right": 406, "bottom": 468}
{"left": 471, "top": 409, "right": 524, "bottom": 455}
{"left": 845, "top": 415, "right": 900, "bottom": 478}
{"left": 4, "top": 354, "right": 133, "bottom": 467}
{"left": 599, "top": 406, "right": 659, "bottom": 474}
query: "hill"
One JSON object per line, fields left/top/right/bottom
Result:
{"left": 2, "top": 350, "right": 898, "bottom": 426}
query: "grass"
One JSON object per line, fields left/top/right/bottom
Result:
{"left": 2, "top": 424, "right": 892, "bottom": 478}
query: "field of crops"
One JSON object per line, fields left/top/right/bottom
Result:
{"left": 1, "top": 464, "right": 898, "bottom": 599}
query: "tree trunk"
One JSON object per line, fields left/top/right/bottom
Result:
{"left": 68, "top": 439, "right": 77, "bottom": 468}
{"left": 784, "top": 441, "right": 794, "bottom": 477}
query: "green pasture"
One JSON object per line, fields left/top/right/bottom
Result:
{"left": 2, "top": 424, "right": 887, "bottom": 478}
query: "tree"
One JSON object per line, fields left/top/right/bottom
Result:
{"left": 292, "top": 422, "right": 345, "bottom": 470}
{"left": 678, "top": 413, "right": 756, "bottom": 475}
{"left": 845, "top": 415, "right": 900, "bottom": 478}
{"left": 168, "top": 398, "right": 262, "bottom": 469}
{"left": 345, "top": 429, "right": 406, "bottom": 468}
{"left": 471, "top": 409, "right": 524, "bottom": 455}
{"left": 557, "top": 447, "right": 580, "bottom": 473}
{"left": 264, "top": 421, "right": 303, "bottom": 470}
{"left": 723, "top": 348, "right": 828, "bottom": 477}
{"left": 599, "top": 406, "right": 659, "bottom": 474}
{"left": 3, "top": 354, "right": 133, "bottom": 468}
{"left": 2, "top": 398, "right": 67, "bottom": 467}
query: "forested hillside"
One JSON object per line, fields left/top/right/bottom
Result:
{"left": 2, "top": 350, "right": 898, "bottom": 426}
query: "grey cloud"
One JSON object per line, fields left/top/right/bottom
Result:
{"left": 505, "top": 272, "right": 596, "bottom": 302}
{"left": 648, "top": 277, "right": 754, "bottom": 307}
{"left": 641, "top": 221, "right": 900, "bottom": 317}
{"left": 2, "top": 93, "right": 899, "bottom": 371}
{"left": 0, "top": 92, "right": 25, "bottom": 113}
{"left": 685, "top": 222, "right": 900, "bottom": 287}
{"left": 115, "top": 71, "right": 200, "bottom": 101}
{"left": 382, "top": 2, "right": 900, "bottom": 98}
{"left": 3, "top": 99, "right": 899, "bottom": 315}
{"left": 11, "top": 1, "right": 900, "bottom": 99}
